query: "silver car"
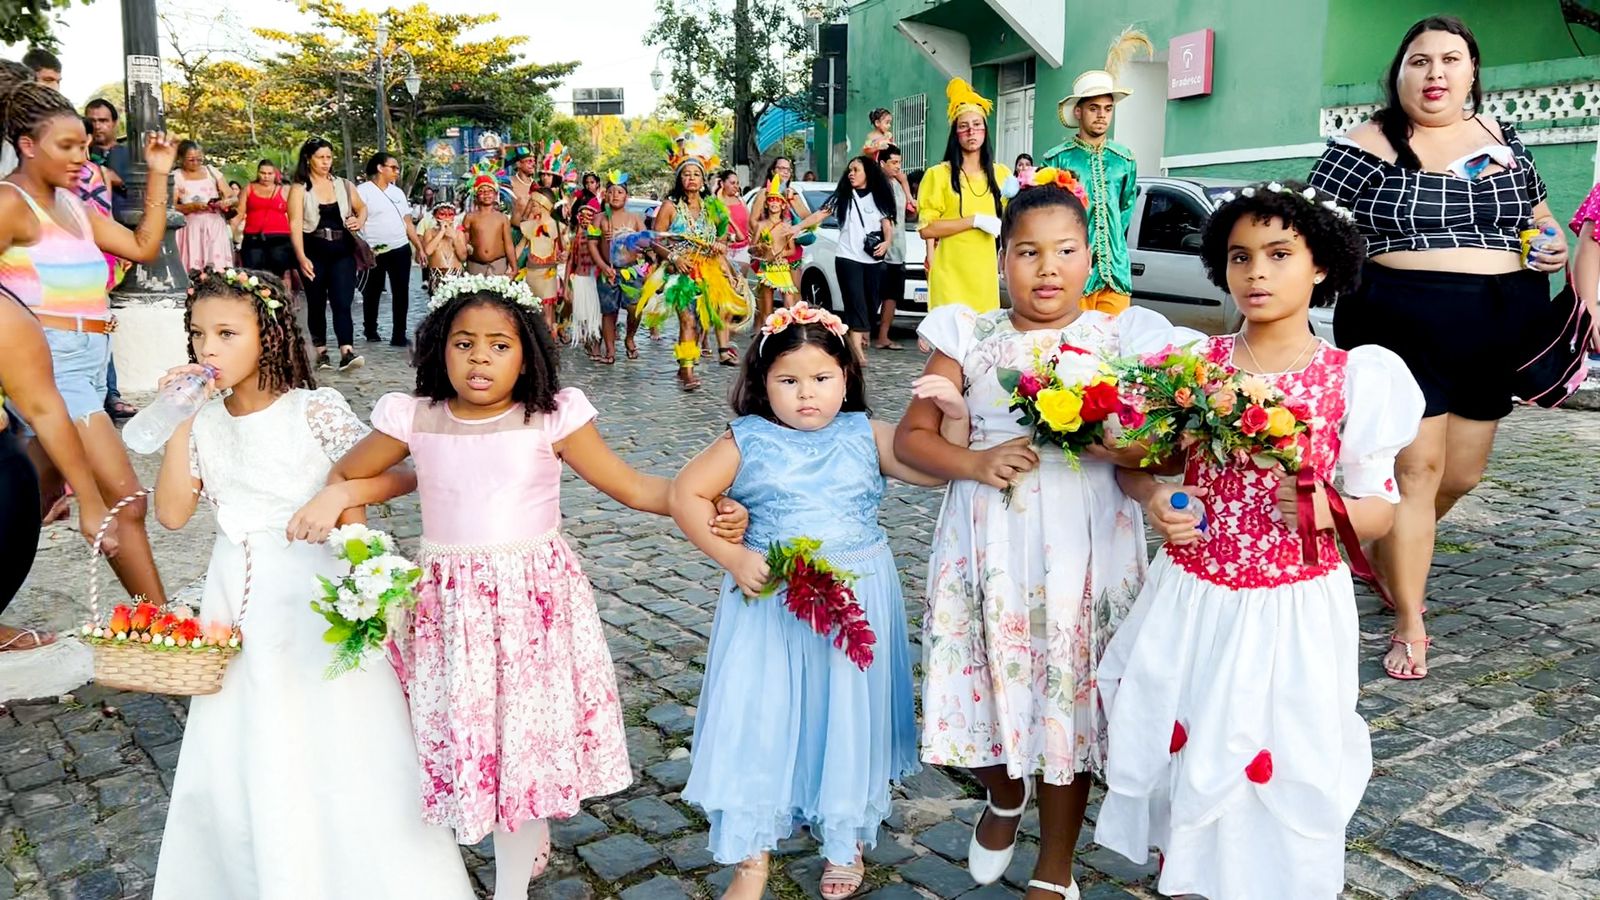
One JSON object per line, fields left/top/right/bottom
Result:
{"left": 1127, "top": 176, "right": 1335, "bottom": 342}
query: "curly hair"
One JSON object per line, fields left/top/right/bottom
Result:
{"left": 731, "top": 323, "right": 870, "bottom": 421}
{"left": 412, "top": 292, "right": 561, "bottom": 421}
{"left": 1198, "top": 181, "right": 1366, "bottom": 309}
{"left": 184, "top": 267, "right": 315, "bottom": 393}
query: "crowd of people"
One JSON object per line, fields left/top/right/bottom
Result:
{"left": 1, "top": 10, "right": 1600, "bottom": 900}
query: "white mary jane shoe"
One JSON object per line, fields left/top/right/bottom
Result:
{"left": 1027, "top": 879, "right": 1080, "bottom": 899}
{"left": 967, "top": 776, "right": 1032, "bottom": 885}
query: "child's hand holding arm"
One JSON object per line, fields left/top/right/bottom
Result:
{"left": 558, "top": 423, "right": 749, "bottom": 541}
{"left": 287, "top": 432, "right": 412, "bottom": 543}
{"left": 911, "top": 374, "right": 969, "bottom": 447}
{"left": 671, "top": 433, "right": 769, "bottom": 596}
{"left": 896, "top": 352, "right": 1039, "bottom": 489}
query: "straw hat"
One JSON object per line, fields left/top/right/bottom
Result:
{"left": 1057, "top": 70, "right": 1130, "bottom": 128}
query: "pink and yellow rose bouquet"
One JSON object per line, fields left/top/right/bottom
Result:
{"left": 1109, "top": 344, "right": 1310, "bottom": 472}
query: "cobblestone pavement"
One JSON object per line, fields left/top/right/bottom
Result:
{"left": 4, "top": 287, "right": 1600, "bottom": 899}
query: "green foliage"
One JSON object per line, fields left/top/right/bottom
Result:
{"left": 0, "top": 0, "right": 83, "bottom": 47}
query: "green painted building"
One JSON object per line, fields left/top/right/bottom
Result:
{"left": 822, "top": 0, "right": 1599, "bottom": 220}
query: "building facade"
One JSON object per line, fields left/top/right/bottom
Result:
{"left": 828, "top": 0, "right": 1599, "bottom": 222}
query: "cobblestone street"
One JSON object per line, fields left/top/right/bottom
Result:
{"left": 3, "top": 289, "right": 1600, "bottom": 899}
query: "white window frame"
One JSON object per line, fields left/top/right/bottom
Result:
{"left": 893, "top": 93, "right": 928, "bottom": 171}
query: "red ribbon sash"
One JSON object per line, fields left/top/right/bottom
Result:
{"left": 1297, "top": 466, "right": 1392, "bottom": 607}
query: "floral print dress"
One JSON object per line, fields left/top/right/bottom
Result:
{"left": 917, "top": 305, "right": 1198, "bottom": 784}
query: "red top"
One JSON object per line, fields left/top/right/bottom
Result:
{"left": 1167, "top": 335, "right": 1347, "bottom": 590}
{"left": 242, "top": 185, "right": 290, "bottom": 236}
{"left": 725, "top": 196, "right": 750, "bottom": 250}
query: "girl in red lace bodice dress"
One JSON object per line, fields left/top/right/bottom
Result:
{"left": 1095, "top": 183, "right": 1424, "bottom": 899}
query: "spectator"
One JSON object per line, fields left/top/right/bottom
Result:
{"left": 1013, "top": 152, "right": 1035, "bottom": 183}
{"left": 1309, "top": 15, "right": 1568, "bottom": 679}
{"left": 357, "top": 152, "right": 424, "bottom": 347}
{"left": 22, "top": 48, "right": 59, "bottom": 90}
{"left": 237, "top": 159, "right": 296, "bottom": 282}
{"left": 84, "top": 98, "right": 127, "bottom": 216}
{"left": 822, "top": 155, "right": 895, "bottom": 360}
{"left": 173, "top": 140, "right": 236, "bottom": 270}
{"left": 802, "top": 169, "right": 817, "bottom": 181}
{"left": 288, "top": 137, "right": 368, "bottom": 371}
{"left": 1573, "top": 182, "right": 1600, "bottom": 359}
{"left": 874, "top": 144, "right": 908, "bottom": 350}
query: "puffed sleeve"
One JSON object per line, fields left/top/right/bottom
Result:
{"left": 1115, "top": 305, "right": 1205, "bottom": 356}
{"left": 305, "top": 388, "right": 370, "bottom": 461}
{"left": 370, "top": 392, "right": 417, "bottom": 444}
{"left": 547, "top": 387, "right": 598, "bottom": 442}
{"left": 1569, "top": 183, "right": 1600, "bottom": 241}
{"left": 1340, "top": 345, "right": 1425, "bottom": 502}
{"left": 917, "top": 164, "right": 949, "bottom": 229}
{"left": 917, "top": 303, "right": 979, "bottom": 363}
{"left": 1308, "top": 139, "right": 1382, "bottom": 211}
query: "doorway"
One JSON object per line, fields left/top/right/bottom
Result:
{"left": 1114, "top": 60, "right": 1167, "bottom": 175}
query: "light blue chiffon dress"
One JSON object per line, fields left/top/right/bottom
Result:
{"left": 683, "top": 412, "right": 920, "bottom": 866}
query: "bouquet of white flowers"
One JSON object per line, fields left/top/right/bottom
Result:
{"left": 311, "top": 524, "right": 421, "bottom": 678}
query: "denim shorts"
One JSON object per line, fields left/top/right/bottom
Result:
{"left": 598, "top": 280, "right": 624, "bottom": 316}
{"left": 44, "top": 330, "right": 111, "bottom": 421}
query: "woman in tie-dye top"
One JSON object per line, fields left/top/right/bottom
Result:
{"left": 0, "top": 80, "right": 179, "bottom": 611}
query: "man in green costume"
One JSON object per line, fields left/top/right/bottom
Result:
{"left": 1040, "top": 29, "right": 1152, "bottom": 315}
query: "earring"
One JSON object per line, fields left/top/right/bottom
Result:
{"left": 1313, "top": 275, "right": 1325, "bottom": 284}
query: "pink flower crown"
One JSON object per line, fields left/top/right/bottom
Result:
{"left": 1019, "top": 166, "right": 1089, "bottom": 207}
{"left": 758, "top": 301, "right": 848, "bottom": 352}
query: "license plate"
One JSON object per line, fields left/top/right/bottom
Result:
{"left": 906, "top": 284, "right": 928, "bottom": 302}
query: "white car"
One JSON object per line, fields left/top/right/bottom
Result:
{"left": 742, "top": 182, "right": 930, "bottom": 324}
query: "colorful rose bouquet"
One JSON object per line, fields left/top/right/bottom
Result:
{"left": 994, "top": 341, "right": 1126, "bottom": 500}
{"left": 759, "top": 537, "right": 876, "bottom": 670}
{"left": 1110, "top": 344, "right": 1309, "bottom": 472}
{"left": 310, "top": 525, "right": 421, "bottom": 679}
{"left": 82, "top": 598, "right": 240, "bottom": 651}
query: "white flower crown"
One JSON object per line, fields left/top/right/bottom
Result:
{"left": 1212, "top": 182, "right": 1357, "bottom": 224}
{"left": 426, "top": 274, "right": 540, "bottom": 312}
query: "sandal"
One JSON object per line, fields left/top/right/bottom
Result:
{"left": 968, "top": 777, "right": 1031, "bottom": 885}
{"left": 0, "top": 627, "right": 56, "bottom": 653}
{"left": 679, "top": 369, "right": 702, "bottom": 392}
{"left": 873, "top": 341, "right": 904, "bottom": 351}
{"left": 1027, "top": 880, "right": 1080, "bottom": 900}
{"left": 719, "top": 346, "right": 739, "bottom": 366}
{"left": 43, "top": 486, "right": 73, "bottom": 525}
{"left": 820, "top": 851, "right": 865, "bottom": 900}
{"left": 625, "top": 339, "right": 640, "bottom": 360}
{"left": 597, "top": 355, "right": 615, "bottom": 365}
{"left": 1385, "top": 634, "right": 1431, "bottom": 680}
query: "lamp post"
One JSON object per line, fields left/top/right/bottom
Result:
{"left": 115, "top": 0, "right": 187, "bottom": 297}
{"left": 374, "top": 22, "right": 419, "bottom": 152}
{"left": 650, "top": 51, "right": 665, "bottom": 92}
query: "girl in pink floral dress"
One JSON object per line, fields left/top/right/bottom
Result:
{"left": 307, "top": 274, "right": 747, "bottom": 900}
{"left": 1096, "top": 183, "right": 1423, "bottom": 898}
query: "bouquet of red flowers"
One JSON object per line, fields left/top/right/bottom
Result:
{"left": 1110, "top": 343, "right": 1310, "bottom": 471}
{"left": 760, "top": 537, "right": 876, "bottom": 670}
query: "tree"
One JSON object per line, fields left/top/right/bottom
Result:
{"left": 0, "top": 0, "right": 86, "bottom": 48}
{"left": 646, "top": 0, "right": 812, "bottom": 170}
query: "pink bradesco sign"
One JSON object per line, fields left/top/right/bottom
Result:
{"left": 1168, "top": 29, "right": 1215, "bottom": 99}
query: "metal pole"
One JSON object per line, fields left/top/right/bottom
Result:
{"left": 115, "top": 0, "right": 187, "bottom": 296}
{"left": 825, "top": 56, "right": 835, "bottom": 179}
{"left": 337, "top": 71, "right": 356, "bottom": 182}
{"left": 376, "top": 55, "right": 387, "bottom": 151}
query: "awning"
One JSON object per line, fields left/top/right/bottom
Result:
{"left": 757, "top": 96, "right": 812, "bottom": 154}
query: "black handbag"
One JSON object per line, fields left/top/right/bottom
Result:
{"left": 1512, "top": 279, "right": 1591, "bottom": 408}
{"left": 862, "top": 230, "right": 886, "bottom": 255}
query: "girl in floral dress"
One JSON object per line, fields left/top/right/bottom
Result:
{"left": 301, "top": 274, "right": 748, "bottom": 900}
{"left": 894, "top": 181, "right": 1198, "bottom": 900}
{"left": 154, "top": 268, "right": 471, "bottom": 899}
{"left": 1094, "top": 183, "right": 1424, "bottom": 898}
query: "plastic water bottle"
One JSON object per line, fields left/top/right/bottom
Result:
{"left": 1170, "top": 491, "right": 1208, "bottom": 536}
{"left": 122, "top": 365, "right": 218, "bottom": 454}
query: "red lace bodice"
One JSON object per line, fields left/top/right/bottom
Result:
{"left": 1166, "top": 336, "right": 1347, "bottom": 589}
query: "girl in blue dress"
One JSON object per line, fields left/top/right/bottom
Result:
{"left": 671, "top": 302, "right": 968, "bottom": 900}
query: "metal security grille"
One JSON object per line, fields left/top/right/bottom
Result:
{"left": 894, "top": 93, "right": 927, "bottom": 171}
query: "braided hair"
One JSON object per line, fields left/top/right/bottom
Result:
{"left": 412, "top": 291, "right": 561, "bottom": 422}
{"left": 1, "top": 79, "right": 77, "bottom": 154}
{"left": 184, "top": 267, "right": 316, "bottom": 393}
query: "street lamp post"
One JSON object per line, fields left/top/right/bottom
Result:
{"left": 115, "top": 0, "right": 187, "bottom": 297}
{"left": 373, "top": 23, "right": 419, "bottom": 152}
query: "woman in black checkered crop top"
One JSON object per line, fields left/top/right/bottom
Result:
{"left": 1307, "top": 15, "right": 1570, "bottom": 683}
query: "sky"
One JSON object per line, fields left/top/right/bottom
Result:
{"left": 2, "top": 0, "right": 669, "bottom": 116}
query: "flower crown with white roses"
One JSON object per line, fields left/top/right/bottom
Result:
{"left": 758, "top": 301, "right": 849, "bottom": 354}
{"left": 1212, "top": 181, "right": 1356, "bottom": 224}
{"left": 187, "top": 267, "right": 284, "bottom": 317}
{"left": 426, "top": 273, "right": 540, "bottom": 312}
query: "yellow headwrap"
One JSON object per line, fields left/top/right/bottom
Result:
{"left": 945, "top": 77, "right": 994, "bottom": 123}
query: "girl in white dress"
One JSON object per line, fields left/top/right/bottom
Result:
{"left": 150, "top": 267, "right": 473, "bottom": 900}
{"left": 1095, "top": 183, "right": 1424, "bottom": 898}
{"left": 895, "top": 182, "right": 1198, "bottom": 900}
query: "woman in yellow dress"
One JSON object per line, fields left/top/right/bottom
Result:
{"left": 917, "top": 78, "right": 1011, "bottom": 312}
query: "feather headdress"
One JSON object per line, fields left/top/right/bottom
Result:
{"left": 666, "top": 123, "right": 722, "bottom": 174}
{"left": 1104, "top": 26, "right": 1154, "bottom": 78}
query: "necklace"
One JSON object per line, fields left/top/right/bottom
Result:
{"left": 1236, "top": 332, "right": 1318, "bottom": 375}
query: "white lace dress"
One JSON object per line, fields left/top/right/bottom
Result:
{"left": 153, "top": 388, "right": 473, "bottom": 900}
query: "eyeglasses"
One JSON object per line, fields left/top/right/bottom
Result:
{"left": 956, "top": 122, "right": 987, "bottom": 134}
{"left": 382, "top": 164, "right": 400, "bottom": 171}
